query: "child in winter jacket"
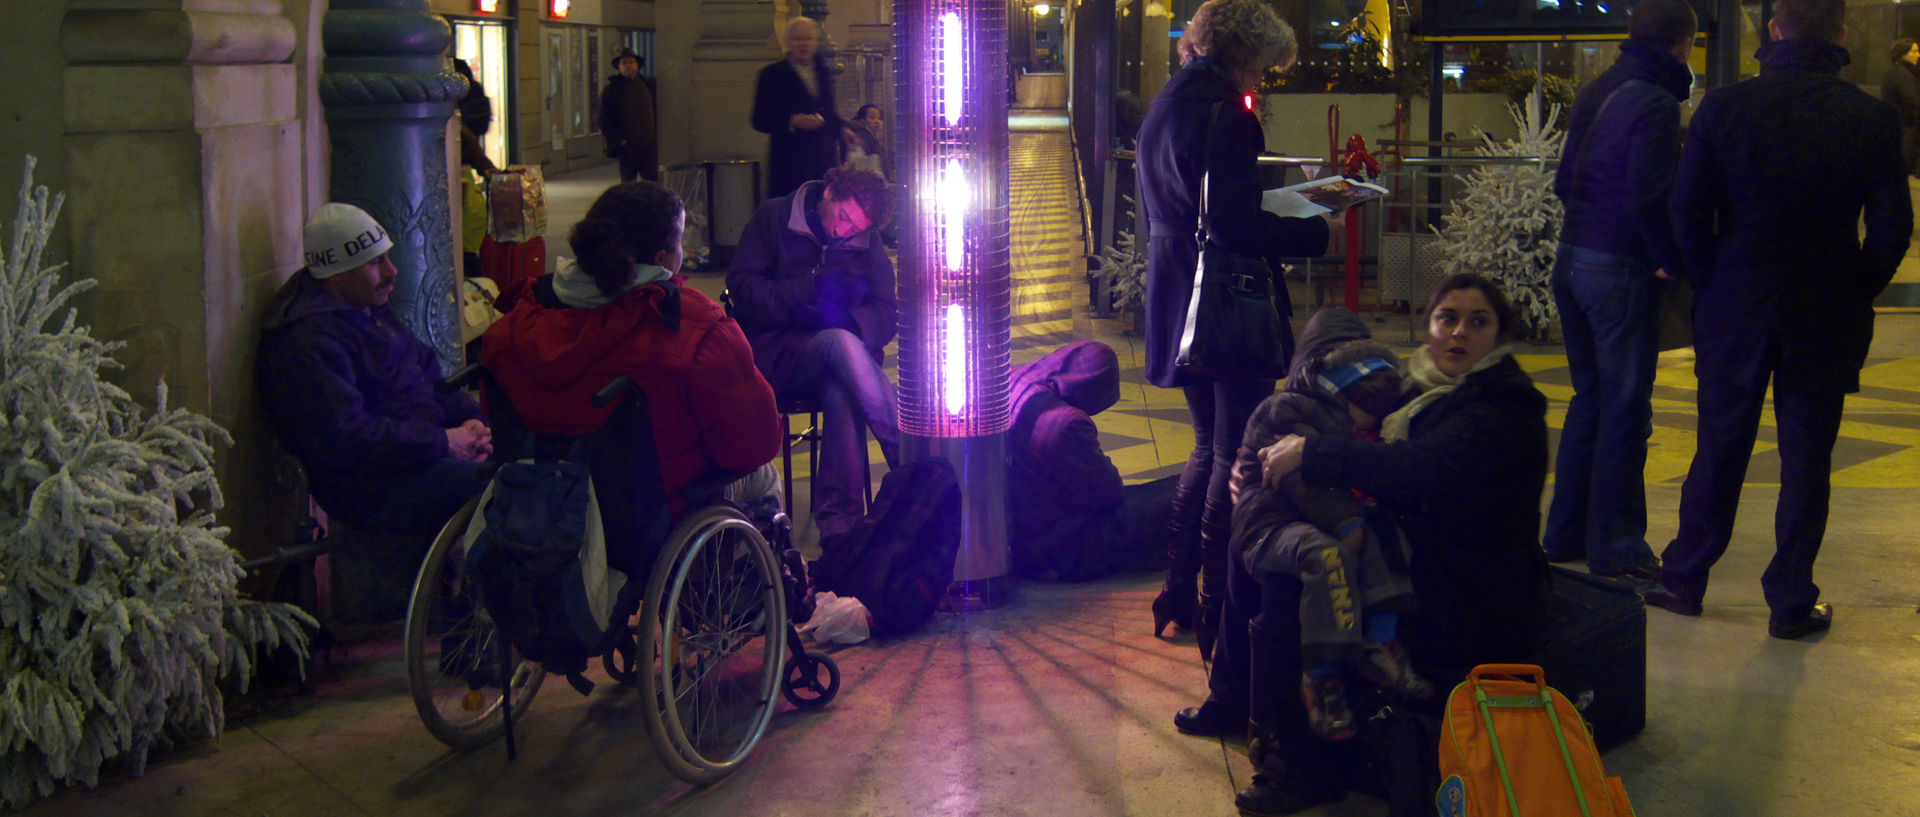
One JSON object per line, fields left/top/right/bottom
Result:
{"left": 1230, "top": 308, "right": 1431, "bottom": 741}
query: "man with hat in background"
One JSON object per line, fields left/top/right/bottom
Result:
{"left": 258, "top": 203, "right": 494, "bottom": 538}
{"left": 601, "top": 47, "right": 659, "bottom": 183}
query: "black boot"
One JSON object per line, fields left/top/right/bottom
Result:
{"left": 1194, "top": 498, "right": 1231, "bottom": 661}
{"left": 1152, "top": 479, "right": 1205, "bottom": 638}
{"left": 1240, "top": 721, "right": 1345, "bottom": 816}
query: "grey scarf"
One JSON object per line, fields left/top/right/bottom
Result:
{"left": 551, "top": 260, "right": 672, "bottom": 308}
{"left": 1380, "top": 344, "right": 1515, "bottom": 442}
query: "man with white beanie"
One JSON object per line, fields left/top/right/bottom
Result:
{"left": 258, "top": 203, "right": 493, "bottom": 537}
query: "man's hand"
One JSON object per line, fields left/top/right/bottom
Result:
{"left": 1259, "top": 434, "right": 1308, "bottom": 489}
{"left": 447, "top": 419, "right": 493, "bottom": 463}
{"left": 1654, "top": 268, "right": 1677, "bottom": 281}
{"left": 790, "top": 113, "right": 826, "bottom": 131}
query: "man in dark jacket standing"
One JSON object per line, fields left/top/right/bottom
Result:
{"left": 258, "top": 203, "right": 494, "bottom": 537}
{"left": 751, "top": 17, "right": 841, "bottom": 199}
{"left": 726, "top": 167, "right": 898, "bottom": 541}
{"left": 600, "top": 48, "right": 658, "bottom": 183}
{"left": 1652, "top": 0, "right": 1913, "bottom": 639}
{"left": 1543, "top": 0, "right": 1696, "bottom": 581}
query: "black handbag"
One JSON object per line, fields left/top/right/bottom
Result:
{"left": 1174, "top": 103, "right": 1292, "bottom": 381}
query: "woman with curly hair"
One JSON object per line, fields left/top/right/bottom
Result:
{"left": 1138, "top": 0, "right": 1335, "bottom": 707}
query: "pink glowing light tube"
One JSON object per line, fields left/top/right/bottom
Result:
{"left": 894, "top": 0, "right": 1012, "bottom": 438}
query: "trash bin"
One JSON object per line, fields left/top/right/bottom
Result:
{"left": 705, "top": 159, "right": 760, "bottom": 267}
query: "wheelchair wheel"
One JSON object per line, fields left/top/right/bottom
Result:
{"left": 781, "top": 653, "right": 840, "bottom": 709}
{"left": 637, "top": 505, "right": 787, "bottom": 784}
{"left": 404, "top": 496, "right": 546, "bottom": 750}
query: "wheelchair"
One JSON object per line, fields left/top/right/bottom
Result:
{"left": 402, "top": 367, "right": 841, "bottom": 784}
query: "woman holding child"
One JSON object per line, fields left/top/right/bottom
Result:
{"left": 1231, "top": 274, "right": 1551, "bottom": 815}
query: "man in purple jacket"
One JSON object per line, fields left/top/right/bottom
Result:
{"left": 258, "top": 203, "right": 494, "bottom": 536}
{"left": 726, "top": 167, "right": 899, "bottom": 540}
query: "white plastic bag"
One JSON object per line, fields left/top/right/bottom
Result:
{"left": 799, "top": 592, "right": 872, "bottom": 645}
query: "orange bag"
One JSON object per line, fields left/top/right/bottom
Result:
{"left": 1436, "top": 664, "right": 1635, "bottom": 817}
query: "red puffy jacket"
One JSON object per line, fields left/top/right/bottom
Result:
{"left": 480, "top": 276, "right": 782, "bottom": 519}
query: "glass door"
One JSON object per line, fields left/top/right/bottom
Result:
{"left": 453, "top": 19, "right": 511, "bottom": 167}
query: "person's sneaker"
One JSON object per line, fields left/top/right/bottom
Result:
{"left": 1234, "top": 771, "right": 1345, "bottom": 817}
{"left": 1300, "top": 672, "right": 1358, "bottom": 741}
{"left": 1768, "top": 602, "right": 1833, "bottom": 640}
{"left": 1356, "top": 641, "right": 1434, "bottom": 700}
{"left": 1593, "top": 557, "right": 1662, "bottom": 584}
{"left": 1641, "top": 583, "right": 1704, "bottom": 617}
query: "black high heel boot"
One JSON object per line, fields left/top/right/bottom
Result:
{"left": 1152, "top": 479, "right": 1206, "bottom": 638}
{"left": 1193, "top": 498, "right": 1231, "bottom": 661}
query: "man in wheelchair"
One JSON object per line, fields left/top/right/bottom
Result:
{"left": 259, "top": 202, "right": 495, "bottom": 537}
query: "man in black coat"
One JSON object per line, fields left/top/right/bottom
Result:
{"left": 751, "top": 17, "right": 841, "bottom": 199}
{"left": 1652, "top": 0, "right": 1913, "bottom": 639}
{"left": 1542, "top": 0, "right": 1696, "bottom": 581}
{"left": 600, "top": 48, "right": 658, "bottom": 183}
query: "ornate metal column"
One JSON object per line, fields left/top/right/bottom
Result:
{"left": 320, "top": 0, "right": 466, "bottom": 369}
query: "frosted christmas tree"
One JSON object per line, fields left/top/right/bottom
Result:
{"left": 0, "top": 157, "right": 314, "bottom": 808}
{"left": 1430, "top": 88, "right": 1566, "bottom": 336}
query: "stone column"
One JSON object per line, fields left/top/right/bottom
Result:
{"left": 662, "top": 0, "right": 779, "bottom": 168}
{"left": 320, "top": 0, "right": 465, "bottom": 371}
{"left": 61, "top": 0, "right": 303, "bottom": 559}
{"left": 799, "top": 0, "right": 836, "bottom": 60}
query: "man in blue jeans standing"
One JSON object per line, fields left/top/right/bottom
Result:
{"left": 727, "top": 167, "right": 900, "bottom": 541}
{"left": 1543, "top": 0, "right": 1697, "bottom": 581}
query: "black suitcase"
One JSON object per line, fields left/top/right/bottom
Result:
{"left": 1532, "top": 566, "right": 1647, "bottom": 751}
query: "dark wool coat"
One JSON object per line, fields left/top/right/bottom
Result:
{"left": 600, "top": 74, "right": 658, "bottom": 157}
{"left": 1879, "top": 61, "right": 1920, "bottom": 176}
{"left": 1006, "top": 340, "right": 1126, "bottom": 580}
{"left": 1673, "top": 39, "right": 1913, "bottom": 394}
{"left": 480, "top": 275, "right": 781, "bottom": 523}
{"left": 1299, "top": 356, "right": 1551, "bottom": 668}
{"left": 1135, "top": 60, "right": 1330, "bottom": 389}
{"left": 257, "top": 272, "right": 483, "bottom": 519}
{"left": 751, "top": 58, "right": 842, "bottom": 199}
{"left": 725, "top": 181, "right": 896, "bottom": 378}
{"left": 1554, "top": 39, "right": 1693, "bottom": 275}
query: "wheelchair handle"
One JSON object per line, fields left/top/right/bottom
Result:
{"left": 593, "top": 375, "right": 636, "bottom": 408}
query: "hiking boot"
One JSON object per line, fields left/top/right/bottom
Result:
{"left": 1356, "top": 641, "right": 1434, "bottom": 700}
{"left": 1234, "top": 771, "right": 1345, "bottom": 817}
{"left": 1300, "top": 672, "right": 1357, "bottom": 742}
{"left": 1173, "top": 700, "right": 1245, "bottom": 737}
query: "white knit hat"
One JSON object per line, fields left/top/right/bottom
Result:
{"left": 303, "top": 203, "right": 394, "bottom": 279}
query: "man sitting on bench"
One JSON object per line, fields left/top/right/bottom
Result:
{"left": 259, "top": 203, "right": 494, "bottom": 537}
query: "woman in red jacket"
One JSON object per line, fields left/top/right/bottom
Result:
{"left": 481, "top": 181, "right": 782, "bottom": 523}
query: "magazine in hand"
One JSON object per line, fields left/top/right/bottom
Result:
{"left": 1260, "top": 176, "right": 1389, "bottom": 220}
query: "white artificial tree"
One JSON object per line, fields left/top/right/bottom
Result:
{"left": 1429, "top": 88, "right": 1567, "bottom": 336}
{"left": 0, "top": 156, "right": 314, "bottom": 808}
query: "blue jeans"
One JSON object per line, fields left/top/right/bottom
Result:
{"left": 765, "top": 329, "right": 900, "bottom": 538}
{"left": 1543, "top": 245, "right": 1664, "bottom": 572}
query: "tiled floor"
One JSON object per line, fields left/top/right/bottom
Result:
{"left": 19, "top": 110, "right": 1920, "bottom": 816}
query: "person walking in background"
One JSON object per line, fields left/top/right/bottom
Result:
{"left": 1135, "top": 0, "right": 1334, "bottom": 665}
{"left": 1542, "top": 0, "right": 1697, "bottom": 582}
{"left": 1654, "top": 0, "right": 1912, "bottom": 639}
{"left": 600, "top": 48, "right": 659, "bottom": 183}
{"left": 1880, "top": 37, "right": 1920, "bottom": 176}
{"left": 752, "top": 17, "right": 842, "bottom": 199}
{"left": 454, "top": 59, "right": 493, "bottom": 141}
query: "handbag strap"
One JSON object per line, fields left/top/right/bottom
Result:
{"left": 1196, "top": 101, "right": 1227, "bottom": 245}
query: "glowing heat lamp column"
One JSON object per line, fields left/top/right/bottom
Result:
{"left": 895, "top": 1, "right": 1014, "bottom": 609}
